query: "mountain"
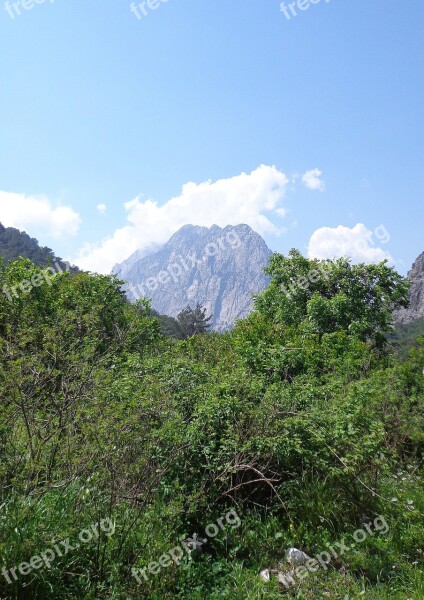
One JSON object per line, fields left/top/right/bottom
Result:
{"left": 112, "top": 242, "right": 162, "bottom": 279}
{"left": 0, "top": 222, "right": 77, "bottom": 272}
{"left": 394, "top": 251, "right": 424, "bottom": 324}
{"left": 113, "top": 224, "right": 273, "bottom": 330}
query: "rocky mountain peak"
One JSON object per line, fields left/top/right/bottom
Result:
{"left": 112, "top": 224, "right": 273, "bottom": 330}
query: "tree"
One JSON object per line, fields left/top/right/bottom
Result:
{"left": 254, "top": 249, "right": 410, "bottom": 348}
{"left": 176, "top": 303, "right": 213, "bottom": 339}
{"left": 0, "top": 259, "right": 160, "bottom": 493}
{"left": 145, "top": 307, "right": 185, "bottom": 339}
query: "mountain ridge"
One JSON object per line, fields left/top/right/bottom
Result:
{"left": 113, "top": 223, "right": 273, "bottom": 330}
{"left": 0, "top": 222, "right": 77, "bottom": 272}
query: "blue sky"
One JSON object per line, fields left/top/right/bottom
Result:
{"left": 0, "top": 0, "right": 423, "bottom": 273}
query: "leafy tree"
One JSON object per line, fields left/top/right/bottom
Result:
{"left": 176, "top": 303, "right": 213, "bottom": 339}
{"left": 0, "top": 260, "right": 160, "bottom": 494}
{"left": 255, "top": 249, "right": 410, "bottom": 348}
{"left": 146, "top": 307, "right": 185, "bottom": 339}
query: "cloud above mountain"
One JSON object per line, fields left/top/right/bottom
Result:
{"left": 73, "top": 165, "right": 290, "bottom": 273}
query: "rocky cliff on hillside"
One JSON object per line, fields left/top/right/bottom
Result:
{"left": 394, "top": 251, "right": 424, "bottom": 324}
{"left": 112, "top": 224, "right": 273, "bottom": 330}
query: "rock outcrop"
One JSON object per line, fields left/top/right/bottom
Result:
{"left": 394, "top": 252, "right": 424, "bottom": 324}
{"left": 112, "top": 224, "right": 273, "bottom": 330}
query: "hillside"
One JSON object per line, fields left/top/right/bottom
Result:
{"left": 0, "top": 222, "right": 77, "bottom": 272}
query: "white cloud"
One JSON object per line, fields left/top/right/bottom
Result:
{"left": 73, "top": 165, "right": 290, "bottom": 273}
{"left": 307, "top": 223, "right": 393, "bottom": 264}
{"left": 0, "top": 191, "right": 81, "bottom": 238}
{"left": 302, "top": 168, "right": 325, "bottom": 191}
{"left": 97, "top": 203, "right": 107, "bottom": 214}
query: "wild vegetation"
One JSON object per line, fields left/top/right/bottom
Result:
{"left": 391, "top": 318, "right": 424, "bottom": 361}
{"left": 151, "top": 303, "right": 212, "bottom": 340}
{"left": 0, "top": 252, "right": 422, "bottom": 599}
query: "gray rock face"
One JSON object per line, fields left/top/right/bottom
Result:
{"left": 394, "top": 252, "right": 424, "bottom": 324}
{"left": 112, "top": 242, "right": 162, "bottom": 279}
{"left": 113, "top": 224, "right": 273, "bottom": 330}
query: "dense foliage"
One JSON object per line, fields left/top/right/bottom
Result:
{"left": 150, "top": 304, "right": 213, "bottom": 340}
{"left": 0, "top": 252, "right": 422, "bottom": 599}
{"left": 391, "top": 318, "right": 424, "bottom": 360}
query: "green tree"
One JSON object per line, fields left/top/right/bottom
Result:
{"left": 146, "top": 307, "right": 185, "bottom": 339}
{"left": 255, "top": 249, "right": 410, "bottom": 348}
{"left": 0, "top": 259, "right": 160, "bottom": 494}
{"left": 176, "top": 303, "right": 213, "bottom": 339}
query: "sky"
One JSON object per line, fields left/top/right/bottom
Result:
{"left": 0, "top": 0, "right": 423, "bottom": 274}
